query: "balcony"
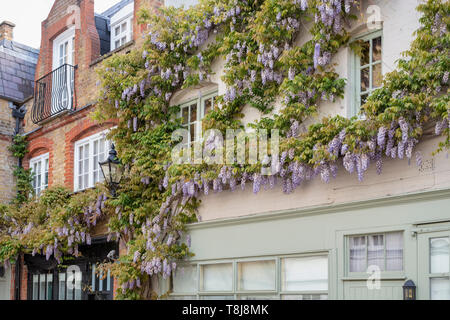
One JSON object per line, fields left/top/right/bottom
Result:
{"left": 31, "top": 64, "right": 76, "bottom": 124}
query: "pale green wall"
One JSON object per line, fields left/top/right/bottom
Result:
{"left": 180, "top": 188, "right": 450, "bottom": 300}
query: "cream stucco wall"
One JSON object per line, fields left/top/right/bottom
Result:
{"left": 172, "top": 0, "right": 449, "bottom": 222}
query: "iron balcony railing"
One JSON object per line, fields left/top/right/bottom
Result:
{"left": 31, "top": 64, "right": 76, "bottom": 124}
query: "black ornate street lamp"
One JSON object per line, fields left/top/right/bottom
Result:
{"left": 402, "top": 280, "right": 416, "bottom": 300}
{"left": 99, "top": 144, "right": 123, "bottom": 197}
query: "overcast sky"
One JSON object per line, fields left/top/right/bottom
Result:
{"left": 1, "top": 0, "right": 198, "bottom": 49}
{"left": 0, "top": 0, "right": 126, "bottom": 49}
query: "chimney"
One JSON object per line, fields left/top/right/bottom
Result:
{"left": 0, "top": 21, "right": 15, "bottom": 41}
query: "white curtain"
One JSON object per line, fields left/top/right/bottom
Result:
{"left": 201, "top": 263, "right": 232, "bottom": 292}
{"left": 238, "top": 260, "right": 276, "bottom": 291}
{"left": 386, "top": 232, "right": 403, "bottom": 271}
{"left": 349, "top": 236, "right": 366, "bottom": 272}
{"left": 281, "top": 256, "right": 328, "bottom": 291}
{"left": 368, "top": 234, "right": 385, "bottom": 271}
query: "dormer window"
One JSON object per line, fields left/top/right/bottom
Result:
{"left": 110, "top": 1, "right": 134, "bottom": 51}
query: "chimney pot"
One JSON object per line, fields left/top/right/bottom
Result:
{"left": 0, "top": 21, "right": 15, "bottom": 41}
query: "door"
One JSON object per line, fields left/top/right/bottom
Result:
{"left": 418, "top": 230, "right": 450, "bottom": 300}
{"left": 52, "top": 29, "right": 75, "bottom": 114}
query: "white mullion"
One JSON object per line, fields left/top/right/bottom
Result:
{"left": 89, "top": 138, "right": 94, "bottom": 189}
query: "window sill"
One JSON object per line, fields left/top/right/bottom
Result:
{"left": 341, "top": 275, "right": 406, "bottom": 281}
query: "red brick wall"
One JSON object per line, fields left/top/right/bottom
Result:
{"left": 23, "top": 136, "right": 55, "bottom": 187}
{"left": 15, "top": 0, "right": 163, "bottom": 300}
{"left": 9, "top": 255, "right": 28, "bottom": 300}
{"left": 36, "top": 0, "right": 100, "bottom": 80}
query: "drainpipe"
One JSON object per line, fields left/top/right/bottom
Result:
{"left": 9, "top": 102, "right": 26, "bottom": 300}
{"left": 9, "top": 102, "right": 26, "bottom": 167}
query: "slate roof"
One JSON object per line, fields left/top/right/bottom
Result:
{"left": 0, "top": 39, "right": 39, "bottom": 104}
{"left": 95, "top": 14, "right": 111, "bottom": 56}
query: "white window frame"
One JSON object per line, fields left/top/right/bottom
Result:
{"left": 111, "top": 17, "right": 133, "bottom": 50}
{"left": 346, "top": 231, "right": 404, "bottom": 276}
{"left": 349, "top": 29, "right": 383, "bottom": 118}
{"left": 110, "top": 2, "right": 134, "bottom": 51}
{"left": 52, "top": 27, "right": 75, "bottom": 70}
{"left": 74, "top": 130, "right": 111, "bottom": 192}
{"left": 178, "top": 91, "right": 218, "bottom": 145}
{"left": 170, "top": 252, "right": 329, "bottom": 300}
{"left": 30, "top": 153, "right": 49, "bottom": 197}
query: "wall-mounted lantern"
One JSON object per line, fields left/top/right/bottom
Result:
{"left": 403, "top": 280, "right": 416, "bottom": 300}
{"left": 99, "top": 144, "right": 123, "bottom": 197}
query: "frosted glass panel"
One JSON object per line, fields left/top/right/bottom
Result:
{"left": 173, "top": 265, "right": 197, "bottom": 293}
{"left": 238, "top": 260, "right": 276, "bottom": 291}
{"left": 386, "top": 232, "right": 403, "bottom": 271}
{"left": 200, "top": 263, "right": 232, "bottom": 292}
{"left": 430, "top": 237, "right": 449, "bottom": 274}
{"left": 281, "top": 256, "right": 328, "bottom": 291}
{"left": 431, "top": 278, "right": 450, "bottom": 300}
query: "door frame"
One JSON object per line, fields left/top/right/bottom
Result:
{"left": 417, "top": 228, "right": 450, "bottom": 300}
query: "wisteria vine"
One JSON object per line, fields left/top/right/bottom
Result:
{"left": 0, "top": 0, "right": 448, "bottom": 300}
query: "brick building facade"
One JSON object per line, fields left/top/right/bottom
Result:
{"left": 0, "top": 20, "right": 39, "bottom": 300}
{"left": 2, "top": 0, "right": 162, "bottom": 300}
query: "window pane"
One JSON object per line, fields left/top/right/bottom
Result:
{"left": 372, "top": 37, "right": 382, "bottom": 61}
{"left": 115, "top": 26, "right": 120, "bottom": 36}
{"left": 349, "top": 236, "right": 366, "bottom": 272}
{"left": 115, "top": 40, "right": 120, "bottom": 49}
{"left": 204, "top": 98, "right": 213, "bottom": 115}
{"left": 47, "top": 274, "right": 53, "bottom": 300}
{"left": 182, "top": 107, "right": 189, "bottom": 124}
{"left": 372, "top": 63, "right": 382, "bottom": 88}
{"left": 281, "top": 256, "right": 328, "bottom": 291}
{"left": 84, "top": 173, "right": 89, "bottom": 188}
{"left": 361, "top": 41, "right": 370, "bottom": 65}
{"left": 173, "top": 265, "right": 197, "bottom": 293}
{"left": 44, "top": 159, "right": 49, "bottom": 187}
{"left": 107, "top": 270, "right": 111, "bottom": 291}
{"left": 360, "top": 93, "right": 368, "bottom": 106}
{"left": 386, "top": 232, "right": 403, "bottom": 271}
{"left": 430, "top": 237, "right": 450, "bottom": 274}
{"left": 59, "top": 273, "right": 66, "bottom": 300}
{"left": 190, "top": 104, "right": 197, "bottom": 122}
{"left": 75, "top": 271, "right": 82, "bottom": 300}
{"left": 190, "top": 123, "right": 196, "bottom": 143}
{"left": 238, "top": 260, "right": 276, "bottom": 291}
{"left": 200, "top": 263, "right": 233, "bottom": 292}
{"left": 33, "top": 275, "right": 39, "bottom": 300}
{"left": 431, "top": 278, "right": 450, "bottom": 300}
{"left": 121, "top": 22, "right": 127, "bottom": 33}
{"left": 39, "top": 275, "right": 46, "bottom": 300}
{"left": 360, "top": 67, "right": 369, "bottom": 92}
{"left": 368, "top": 234, "right": 384, "bottom": 271}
